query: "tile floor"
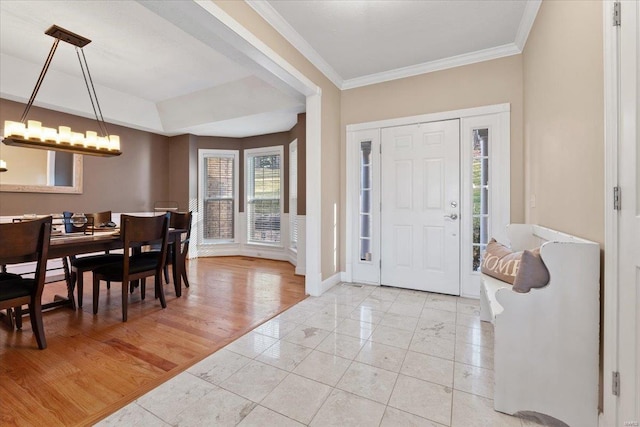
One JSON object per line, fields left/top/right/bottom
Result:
{"left": 97, "top": 283, "right": 562, "bottom": 427}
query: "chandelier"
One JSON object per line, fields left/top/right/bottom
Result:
{"left": 2, "top": 25, "right": 121, "bottom": 157}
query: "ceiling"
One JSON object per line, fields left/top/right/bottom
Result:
{"left": 0, "top": 1, "right": 540, "bottom": 138}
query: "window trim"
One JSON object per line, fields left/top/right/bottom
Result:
{"left": 198, "top": 148, "right": 240, "bottom": 245}
{"left": 245, "top": 145, "right": 284, "bottom": 247}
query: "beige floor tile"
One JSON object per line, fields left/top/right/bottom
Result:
{"left": 369, "top": 286, "right": 402, "bottom": 301}
{"left": 451, "top": 390, "right": 522, "bottom": 427}
{"left": 186, "top": 348, "right": 252, "bottom": 385}
{"left": 388, "top": 374, "right": 453, "bottom": 426}
{"left": 381, "top": 406, "right": 447, "bottom": 427}
{"left": 369, "top": 325, "right": 414, "bottom": 349}
{"left": 220, "top": 360, "right": 288, "bottom": 402}
{"left": 400, "top": 351, "right": 454, "bottom": 387}
{"left": 96, "top": 403, "right": 170, "bottom": 427}
{"left": 316, "top": 331, "right": 367, "bottom": 359}
{"left": 454, "top": 341, "right": 494, "bottom": 370}
{"left": 420, "top": 308, "right": 457, "bottom": 324}
{"left": 387, "top": 301, "right": 425, "bottom": 317}
{"left": 453, "top": 362, "right": 494, "bottom": 399}
{"left": 225, "top": 331, "right": 279, "bottom": 358}
{"left": 237, "top": 405, "right": 304, "bottom": 427}
{"left": 283, "top": 324, "right": 332, "bottom": 349}
{"left": 359, "top": 296, "right": 394, "bottom": 312}
{"left": 423, "top": 296, "right": 457, "bottom": 312}
{"left": 415, "top": 317, "right": 457, "bottom": 340}
{"left": 303, "top": 312, "right": 343, "bottom": 331}
{"left": 310, "top": 389, "right": 386, "bottom": 426}
{"left": 355, "top": 340, "right": 408, "bottom": 372}
{"left": 171, "top": 386, "right": 257, "bottom": 426}
{"left": 410, "top": 331, "right": 456, "bottom": 360}
{"left": 334, "top": 317, "right": 375, "bottom": 340}
{"left": 455, "top": 312, "right": 492, "bottom": 331}
{"left": 293, "top": 350, "right": 351, "bottom": 386}
{"left": 379, "top": 312, "right": 420, "bottom": 332}
{"left": 455, "top": 324, "right": 494, "bottom": 348}
{"left": 253, "top": 318, "right": 300, "bottom": 339}
{"left": 257, "top": 339, "right": 314, "bottom": 371}
{"left": 136, "top": 372, "right": 217, "bottom": 424}
{"left": 349, "top": 305, "right": 386, "bottom": 324}
{"left": 261, "top": 374, "right": 332, "bottom": 424}
{"left": 336, "top": 360, "right": 398, "bottom": 404}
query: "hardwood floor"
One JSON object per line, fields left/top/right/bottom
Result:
{"left": 0, "top": 256, "right": 306, "bottom": 426}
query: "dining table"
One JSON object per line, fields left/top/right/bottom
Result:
{"left": 45, "top": 227, "right": 187, "bottom": 310}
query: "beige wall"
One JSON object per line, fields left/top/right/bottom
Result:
{"left": 341, "top": 55, "right": 525, "bottom": 270}
{"left": 523, "top": 0, "right": 604, "bottom": 244}
{"left": 0, "top": 98, "right": 170, "bottom": 216}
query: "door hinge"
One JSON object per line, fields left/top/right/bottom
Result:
{"left": 612, "top": 371, "right": 620, "bottom": 396}
{"left": 613, "top": 2, "right": 621, "bottom": 26}
{"left": 614, "top": 186, "right": 621, "bottom": 210}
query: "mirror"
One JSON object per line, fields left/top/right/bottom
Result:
{"left": 0, "top": 144, "right": 83, "bottom": 193}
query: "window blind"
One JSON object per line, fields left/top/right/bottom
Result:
{"left": 203, "top": 156, "right": 234, "bottom": 241}
{"left": 247, "top": 152, "right": 281, "bottom": 244}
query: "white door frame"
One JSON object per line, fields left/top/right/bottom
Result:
{"left": 345, "top": 103, "right": 510, "bottom": 298}
{"left": 602, "top": 1, "right": 639, "bottom": 425}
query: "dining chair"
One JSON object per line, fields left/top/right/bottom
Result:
{"left": 161, "top": 211, "right": 192, "bottom": 295}
{"left": 68, "top": 211, "right": 121, "bottom": 308}
{"left": 92, "top": 213, "right": 170, "bottom": 322}
{"left": 0, "top": 216, "right": 52, "bottom": 349}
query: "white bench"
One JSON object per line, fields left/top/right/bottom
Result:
{"left": 480, "top": 224, "right": 600, "bottom": 427}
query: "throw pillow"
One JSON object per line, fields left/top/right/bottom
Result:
{"left": 481, "top": 238, "right": 521, "bottom": 284}
{"left": 513, "top": 248, "right": 550, "bottom": 292}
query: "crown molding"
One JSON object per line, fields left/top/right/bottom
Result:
{"left": 246, "top": 1, "right": 539, "bottom": 91}
{"left": 246, "top": 0, "right": 344, "bottom": 89}
{"left": 514, "top": 0, "right": 542, "bottom": 51}
{"left": 342, "top": 43, "right": 522, "bottom": 90}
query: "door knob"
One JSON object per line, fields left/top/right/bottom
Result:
{"left": 444, "top": 213, "right": 458, "bottom": 220}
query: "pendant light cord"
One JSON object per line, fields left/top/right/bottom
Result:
{"left": 20, "top": 39, "right": 59, "bottom": 123}
{"left": 77, "top": 47, "right": 110, "bottom": 137}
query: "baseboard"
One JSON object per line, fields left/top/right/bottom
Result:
{"left": 320, "top": 272, "right": 342, "bottom": 294}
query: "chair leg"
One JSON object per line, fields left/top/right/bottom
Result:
{"left": 121, "top": 282, "right": 128, "bottom": 322}
{"left": 93, "top": 276, "right": 100, "bottom": 315}
{"left": 28, "top": 299, "right": 47, "bottom": 349}
{"left": 76, "top": 271, "right": 83, "bottom": 308}
{"left": 181, "top": 260, "right": 190, "bottom": 288}
{"left": 163, "top": 264, "right": 170, "bottom": 284}
{"left": 14, "top": 305, "right": 23, "bottom": 329}
{"left": 107, "top": 281, "right": 111, "bottom": 290}
{"left": 156, "top": 275, "right": 167, "bottom": 309}
{"left": 140, "top": 278, "right": 146, "bottom": 300}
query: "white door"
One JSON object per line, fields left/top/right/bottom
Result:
{"left": 618, "top": 1, "right": 639, "bottom": 422}
{"left": 381, "top": 120, "right": 460, "bottom": 294}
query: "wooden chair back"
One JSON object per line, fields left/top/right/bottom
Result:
{"left": 0, "top": 216, "right": 51, "bottom": 283}
{"left": 120, "top": 214, "right": 170, "bottom": 275}
{"left": 86, "top": 211, "right": 112, "bottom": 227}
{"left": 0, "top": 216, "right": 52, "bottom": 348}
{"left": 170, "top": 211, "right": 192, "bottom": 254}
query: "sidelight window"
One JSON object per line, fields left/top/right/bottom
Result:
{"left": 359, "top": 141, "right": 373, "bottom": 261}
{"left": 472, "top": 128, "right": 489, "bottom": 271}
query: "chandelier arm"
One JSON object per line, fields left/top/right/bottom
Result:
{"left": 20, "top": 39, "right": 60, "bottom": 123}
{"left": 76, "top": 48, "right": 109, "bottom": 137}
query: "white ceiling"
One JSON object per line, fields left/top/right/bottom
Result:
{"left": 0, "top": 1, "right": 540, "bottom": 138}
